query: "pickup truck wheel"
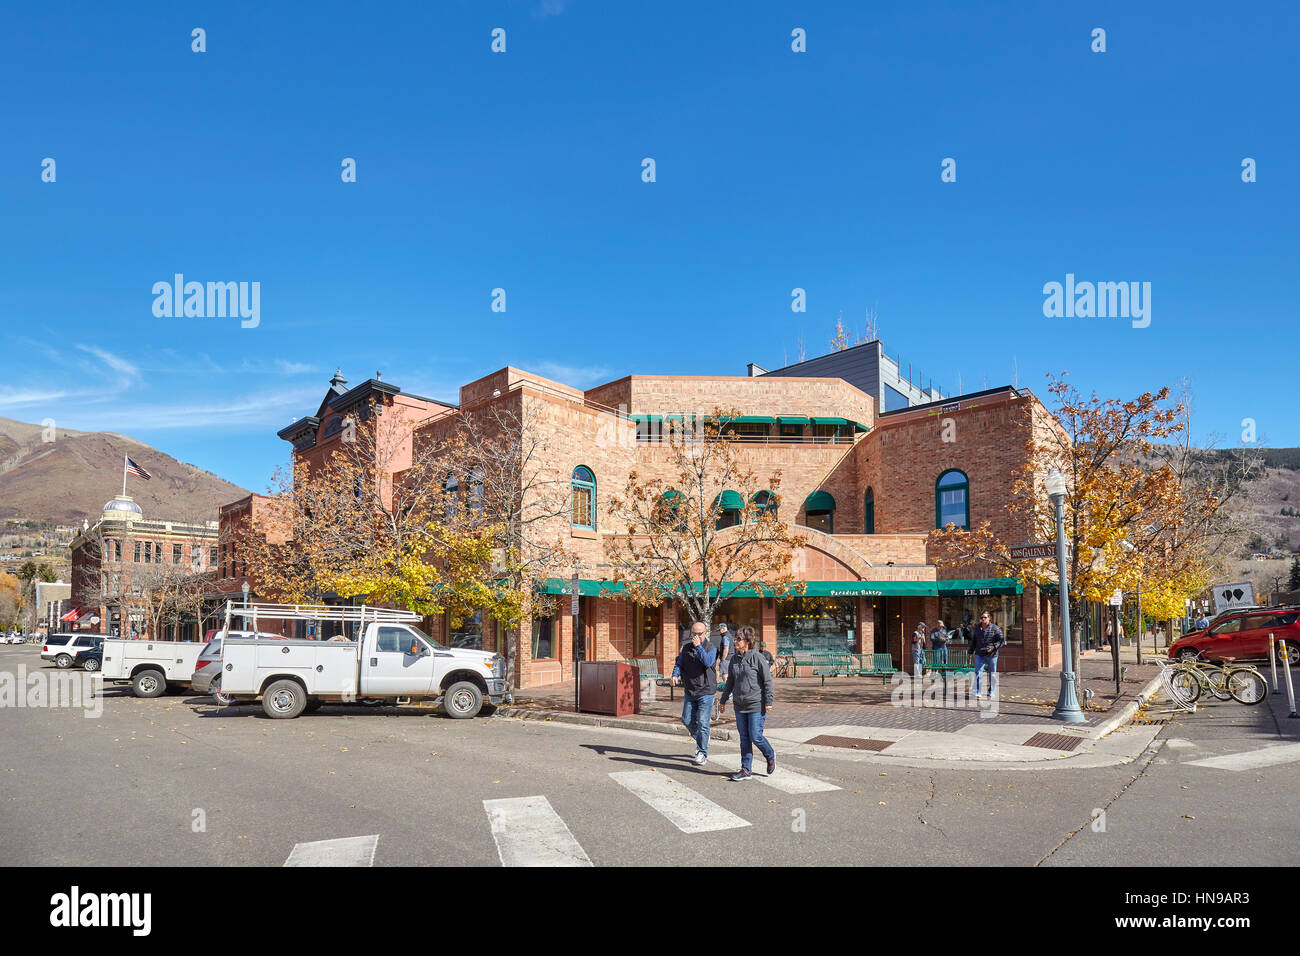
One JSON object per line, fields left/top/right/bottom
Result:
{"left": 55, "top": 654, "right": 73, "bottom": 669}
{"left": 262, "top": 679, "right": 307, "bottom": 719}
{"left": 132, "top": 669, "right": 166, "bottom": 698}
{"left": 444, "top": 681, "right": 483, "bottom": 719}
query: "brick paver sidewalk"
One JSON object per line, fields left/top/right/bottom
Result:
{"left": 509, "top": 651, "right": 1160, "bottom": 736}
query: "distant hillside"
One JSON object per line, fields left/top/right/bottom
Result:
{"left": 0, "top": 417, "right": 248, "bottom": 525}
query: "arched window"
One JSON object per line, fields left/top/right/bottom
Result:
{"left": 443, "top": 475, "right": 459, "bottom": 521}
{"left": 571, "top": 466, "right": 596, "bottom": 529}
{"left": 714, "top": 490, "right": 743, "bottom": 529}
{"left": 656, "top": 490, "right": 686, "bottom": 532}
{"left": 803, "top": 490, "right": 836, "bottom": 534}
{"left": 752, "top": 490, "right": 779, "bottom": 516}
{"left": 935, "top": 470, "right": 970, "bottom": 529}
{"left": 864, "top": 487, "right": 875, "bottom": 534}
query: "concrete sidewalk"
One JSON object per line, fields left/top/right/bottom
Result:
{"left": 497, "top": 645, "right": 1168, "bottom": 768}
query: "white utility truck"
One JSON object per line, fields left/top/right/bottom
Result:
{"left": 216, "top": 602, "right": 510, "bottom": 719}
{"left": 101, "top": 639, "right": 206, "bottom": 698}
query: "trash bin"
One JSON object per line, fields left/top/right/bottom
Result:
{"left": 577, "top": 661, "right": 640, "bottom": 716}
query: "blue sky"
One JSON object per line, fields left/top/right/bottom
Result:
{"left": 2, "top": 0, "right": 1296, "bottom": 492}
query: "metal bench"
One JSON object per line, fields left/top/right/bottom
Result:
{"left": 924, "top": 647, "right": 974, "bottom": 685}
{"left": 853, "top": 652, "right": 899, "bottom": 686}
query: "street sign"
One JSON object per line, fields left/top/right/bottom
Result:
{"left": 1109, "top": 589, "right": 1123, "bottom": 607}
{"left": 570, "top": 574, "right": 580, "bottom": 617}
{"left": 1009, "top": 543, "right": 1056, "bottom": 561}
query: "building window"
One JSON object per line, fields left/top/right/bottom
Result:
{"left": 133, "top": 541, "right": 141, "bottom": 563}
{"left": 939, "top": 595, "right": 1022, "bottom": 645}
{"left": 730, "top": 423, "right": 770, "bottom": 442}
{"left": 803, "top": 491, "right": 835, "bottom": 534}
{"left": 936, "top": 470, "right": 970, "bottom": 529}
{"left": 777, "top": 597, "right": 856, "bottom": 653}
{"left": 531, "top": 615, "right": 555, "bottom": 659}
{"left": 752, "top": 490, "right": 779, "bottom": 516}
{"left": 172, "top": 544, "right": 182, "bottom": 564}
{"left": 864, "top": 487, "right": 875, "bottom": 534}
{"left": 209, "top": 547, "right": 218, "bottom": 568}
{"left": 444, "top": 475, "right": 459, "bottom": 521}
{"left": 656, "top": 490, "right": 686, "bottom": 532}
{"left": 714, "top": 490, "right": 743, "bottom": 530}
{"left": 571, "top": 466, "right": 596, "bottom": 529}
{"left": 447, "top": 610, "right": 483, "bottom": 649}
{"left": 778, "top": 424, "right": 803, "bottom": 440}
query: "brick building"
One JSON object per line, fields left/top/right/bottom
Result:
{"left": 69, "top": 496, "right": 220, "bottom": 640}
{"left": 249, "top": 358, "right": 1068, "bottom": 689}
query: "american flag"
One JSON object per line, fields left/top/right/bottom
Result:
{"left": 125, "top": 457, "right": 152, "bottom": 480}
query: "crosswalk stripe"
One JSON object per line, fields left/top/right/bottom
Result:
{"left": 610, "top": 770, "right": 750, "bottom": 833}
{"left": 284, "top": 834, "right": 378, "bottom": 867}
{"left": 703, "top": 757, "right": 840, "bottom": 794}
{"left": 483, "top": 795, "right": 593, "bottom": 867}
{"left": 1185, "top": 742, "right": 1300, "bottom": 772}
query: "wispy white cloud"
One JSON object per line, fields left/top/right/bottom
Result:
{"left": 530, "top": 361, "right": 611, "bottom": 388}
{"left": 75, "top": 345, "right": 141, "bottom": 385}
{"left": 535, "top": 0, "right": 573, "bottom": 18}
{"left": 64, "top": 387, "right": 324, "bottom": 432}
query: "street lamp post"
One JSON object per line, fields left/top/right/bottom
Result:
{"left": 1046, "top": 469, "right": 1085, "bottom": 723}
{"left": 241, "top": 580, "right": 250, "bottom": 608}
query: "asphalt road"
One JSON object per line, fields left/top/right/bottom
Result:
{"left": 2, "top": 643, "right": 1297, "bottom": 867}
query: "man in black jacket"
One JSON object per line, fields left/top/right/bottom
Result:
{"left": 671, "top": 621, "right": 718, "bottom": 765}
{"left": 969, "top": 611, "right": 1004, "bottom": 698}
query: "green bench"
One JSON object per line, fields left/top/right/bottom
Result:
{"left": 853, "top": 652, "right": 900, "bottom": 686}
{"left": 923, "top": 647, "right": 975, "bottom": 685}
{"left": 811, "top": 652, "right": 856, "bottom": 686}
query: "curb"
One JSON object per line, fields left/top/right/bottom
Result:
{"left": 495, "top": 706, "right": 734, "bottom": 741}
{"left": 1087, "top": 673, "right": 1166, "bottom": 739}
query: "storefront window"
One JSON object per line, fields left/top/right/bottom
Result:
{"left": 531, "top": 615, "right": 554, "bottom": 659}
{"left": 776, "top": 597, "right": 856, "bottom": 652}
{"left": 448, "top": 610, "right": 483, "bottom": 649}
{"left": 714, "top": 597, "right": 761, "bottom": 639}
{"left": 938, "top": 595, "right": 1022, "bottom": 645}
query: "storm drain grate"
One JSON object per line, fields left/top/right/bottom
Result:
{"left": 1022, "top": 732, "right": 1083, "bottom": 751}
{"left": 805, "top": 735, "right": 894, "bottom": 751}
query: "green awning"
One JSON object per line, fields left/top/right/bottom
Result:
{"left": 936, "top": 578, "right": 1024, "bottom": 596}
{"left": 715, "top": 490, "right": 744, "bottom": 511}
{"left": 811, "top": 417, "right": 848, "bottom": 426}
{"left": 798, "top": 581, "right": 938, "bottom": 597}
{"left": 731, "top": 416, "right": 775, "bottom": 425}
{"left": 778, "top": 416, "right": 810, "bottom": 425}
{"left": 629, "top": 414, "right": 663, "bottom": 423}
{"left": 804, "top": 490, "right": 836, "bottom": 512}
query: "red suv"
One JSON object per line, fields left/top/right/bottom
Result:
{"left": 1170, "top": 607, "right": 1300, "bottom": 664}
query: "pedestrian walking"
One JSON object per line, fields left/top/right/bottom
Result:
{"left": 711, "top": 621, "right": 733, "bottom": 723}
{"left": 969, "top": 610, "right": 1004, "bottom": 698}
{"left": 670, "top": 621, "right": 718, "bottom": 766}
{"left": 912, "top": 621, "right": 927, "bottom": 677}
{"left": 757, "top": 641, "right": 775, "bottom": 669}
{"left": 717, "top": 626, "right": 775, "bottom": 781}
{"left": 1194, "top": 612, "right": 1209, "bottom": 631}
{"left": 929, "top": 619, "right": 950, "bottom": 666}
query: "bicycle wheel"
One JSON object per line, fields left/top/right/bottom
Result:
{"left": 1202, "top": 667, "right": 1233, "bottom": 700}
{"left": 1169, "top": 669, "right": 1201, "bottom": 705}
{"left": 1226, "top": 668, "right": 1267, "bottom": 705}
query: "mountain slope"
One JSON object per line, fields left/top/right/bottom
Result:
{"left": 0, "top": 417, "right": 249, "bottom": 524}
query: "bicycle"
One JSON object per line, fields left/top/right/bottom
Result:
{"left": 1166, "top": 653, "right": 1267, "bottom": 705}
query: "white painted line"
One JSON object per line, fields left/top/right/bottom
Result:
{"left": 703, "top": 756, "right": 840, "bottom": 793}
{"left": 483, "top": 795, "right": 593, "bottom": 867}
{"left": 284, "top": 834, "right": 378, "bottom": 867}
{"left": 610, "top": 770, "right": 750, "bottom": 833}
{"left": 1186, "top": 743, "right": 1300, "bottom": 772}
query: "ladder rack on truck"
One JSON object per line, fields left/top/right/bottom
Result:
{"left": 221, "top": 601, "right": 422, "bottom": 639}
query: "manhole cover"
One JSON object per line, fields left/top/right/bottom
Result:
{"left": 1022, "top": 732, "right": 1083, "bottom": 751}
{"left": 805, "top": 735, "right": 893, "bottom": 751}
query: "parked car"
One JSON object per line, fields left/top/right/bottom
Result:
{"left": 192, "top": 631, "right": 284, "bottom": 703}
{"left": 74, "top": 645, "right": 104, "bottom": 672}
{"left": 1169, "top": 606, "right": 1300, "bottom": 664}
{"left": 41, "top": 634, "right": 105, "bottom": 668}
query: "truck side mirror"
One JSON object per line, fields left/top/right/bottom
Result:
{"left": 409, "top": 643, "right": 420, "bottom": 656}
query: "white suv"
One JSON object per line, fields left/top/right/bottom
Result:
{"left": 42, "top": 633, "right": 104, "bottom": 668}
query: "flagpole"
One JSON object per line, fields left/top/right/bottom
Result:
{"left": 122, "top": 455, "right": 127, "bottom": 497}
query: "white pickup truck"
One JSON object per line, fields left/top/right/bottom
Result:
{"left": 101, "top": 639, "right": 206, "bottom": 698}
{"left": 216, "top": 603, "right": 510, "bottom": 719}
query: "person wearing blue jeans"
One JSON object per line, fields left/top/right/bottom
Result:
{"left": 718, "top": 626, "right": 775, "bottom": 780}
{"left": 671, "top": 621, "right": 718, "bottom": 765}
{"left": 969, "top": 610, "right": 1004, "bottom": 698}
